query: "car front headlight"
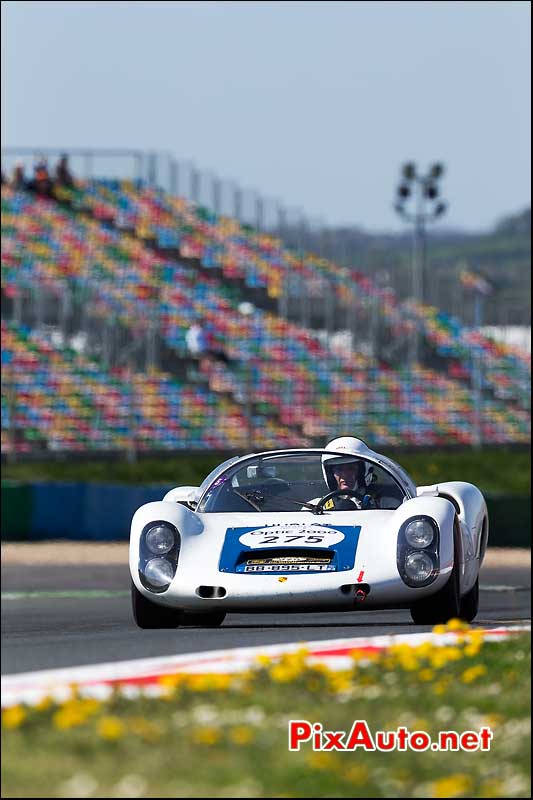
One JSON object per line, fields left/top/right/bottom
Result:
{"left": 143, "top": 557, "right": 175, "bottom": 588}
{"left": 397, "top": 515, "right": 439, "bottom": 588}
{"left": 404, "top": 518, "right": 434, "bottom": 548}
{"left": 139, "top": 521, "right": 180, "bottom": 592}
{"left": 145, "top": 524, "right": 175, "bottom": 555}
{"left": 404, "top": 551, "right": 434, "bottom": 583}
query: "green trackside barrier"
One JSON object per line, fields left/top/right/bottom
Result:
{"left": 1, "top": 481, "right": 33, "bottom": 541}
{"left": 485, "top": 494, "right": 531, "bottom": 548}
{"left": 0, "top": 483, "right": 530, "bottom": 545}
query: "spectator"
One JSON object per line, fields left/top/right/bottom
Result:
{"left": 10, "top": 161, "right": 28, "bottom": 191}
{"left": 28, "top": 156, "right": 53, "bottom": 198}
{"left": 185, "top": 322, "right": 207, "bottom": 356}
{"left": 55, "top": 153, "right": 75, "bottom": 188}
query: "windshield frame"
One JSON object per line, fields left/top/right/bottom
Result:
{"left": 196, "top": 449, "right": 413, "bottom": 513}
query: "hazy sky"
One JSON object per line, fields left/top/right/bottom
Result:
{"left": 1, "top": 0, "right": 531, "bottom": 232}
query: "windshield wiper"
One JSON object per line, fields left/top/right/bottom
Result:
{"left": 233, "top": 489, "right": 263, "bottom": 512}
{"left": 270, "top": 497, "right": 323, "bottom": 514}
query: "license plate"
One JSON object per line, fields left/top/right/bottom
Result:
{"left": 246, "top": 557, "right": 331, "bottom": 565}
{"left": 244, "top": 564, "right": 336, "bottom": 573}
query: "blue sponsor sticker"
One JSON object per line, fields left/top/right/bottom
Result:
{"left": 218, "top": 523, "right": 361, "bottom": 574}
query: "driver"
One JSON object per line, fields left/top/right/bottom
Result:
{"left": 320, "top": 446, "right": 378, "bottom": 510}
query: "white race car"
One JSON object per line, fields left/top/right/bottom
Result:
{"left": 130, "top": 437, "right": 488, "bottom": 628}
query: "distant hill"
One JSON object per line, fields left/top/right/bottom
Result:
{"left": 283, "top": 208, "right": 531, "bottom": 326}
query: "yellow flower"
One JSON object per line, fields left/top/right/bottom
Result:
{"left": 159, "top": 673, "right": 184, "bottom": 689}
{"left": 2, "top": 706, "right": 26, "bottom": 729}
{"left": 419, "top": 669, "right": 435, "bottom": 682}
{"left": 229, "top": 726, "right": 254, "bottom": 745}
{"left": 479, "top": 780, "right": 505, "bottom": 797}
{"left": 130, "top": 717, "right": 162, "bottom": 742}
{"left": 463, "top": 642, "right": 483, "bottom": 657}
{"left": 97, "top": 716, "right": 125, "bottom": 741}
{"left": 53, "top": 705, "right": 88, "bottom": 730}
{"left": 76, "top": 698, "right": 100, "bottom": 717}
{"left": 35, "top": 696, "right": 54, "bottom": 712}
{"left": 186, "top": 674, "right": 222, "bottom": 692}
{"left": 432, "top": 624, "right": 448, "bottom": 635}
{"left": 414, "top": 642, "right": 436, "bottom": 659}
{"left": 269, "top": 664, "right": 297, "bottom": 682}
{"left": 207, "top": 674, "right": 233, "bottom": 691}
{"left": 430, "top": 773, "right": 472, "bottom": 798}
{"left": 446, "top": 619, "right": 470, "bottom": 633}
{"left": 429, "top": 648, "right": 460, "bottom": 669}
{"left": 192, "top": 726, "right": 221, "bottom": 745}
{"left": 433, "top": 679, "right": 451, "bottom": 696}
{"left": 328, "top": 672, "right": 353, "bottom": 693}
{"left": 461, "top": 665, "right": 487, "bottom": 684}
{"left": 256, "top": 655, "right": 272, "bottom": 667}
{"left": 343, "top": 764, "right": 369, "bottom": 784}
{"left": 306, "top": 752, "right": 331, "bottom": 771}
{"left": 443, "top": 646, "right": 463, "bottom": 661}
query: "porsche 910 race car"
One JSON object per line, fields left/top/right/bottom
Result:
{"left": 130, "top": 437, "right": 488, "bottom": 629}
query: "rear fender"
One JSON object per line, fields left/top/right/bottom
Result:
{"left": 418, "top": 482, "right": 488, "bottom": 561}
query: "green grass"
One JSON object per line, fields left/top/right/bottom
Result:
{"left": 2, "top": 448, "right": 531, "bottom": 495}
{"left": 2, "top": 633, "right": 530, "bottom": 798}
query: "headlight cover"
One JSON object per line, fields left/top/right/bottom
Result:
{"left": 404, "top": 551, "right": 434, "bottom": 582}
{"left": 144, "top": 557, "right": 175, "bottom": 588}
{"left": 139, "top": 521, "right": 180, "bottom": 592}
{"left": 397, "top": 515, "right": 439, "bottom": 588}
{"left": 145, "top": 524, "right": 175, "bottom": 555}
{"left": 404, "top": 518, "right": 434, "bottom": 548}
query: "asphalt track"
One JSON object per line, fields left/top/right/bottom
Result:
{"left": 1, "top": 561, "right": 530, "bottom": 675}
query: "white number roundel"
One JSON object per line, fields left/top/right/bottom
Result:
{"left": 239, "top": 525, "right": 345, "bottom": 549}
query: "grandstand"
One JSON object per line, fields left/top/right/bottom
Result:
{"left": 1, "top": 171, "right": 530, "bottom": 457}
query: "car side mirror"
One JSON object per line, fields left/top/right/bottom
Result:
{"left": 416, "top": 485, "right": 439, "bottom": 497}
{"left": 163, "top": 486, "right": 200, "bottom": 508}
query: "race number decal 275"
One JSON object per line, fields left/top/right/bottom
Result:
{"left": 238, "top": 524, "right": 345, "bottom": 549}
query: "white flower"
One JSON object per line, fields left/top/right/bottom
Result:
{"left": 435, "top": 706, "right": 454, "bottom": 723}
{"left": 243, "top": 706, "right": 266, "bottom": 726}
{"left": 113, "top": 775, "right": 147, "bottom": 798}
{"left": 191, "top": 704, "right": 218, "bottom": 725}
{"left": 59, "top": 773, "right": 98, "bottom": 798}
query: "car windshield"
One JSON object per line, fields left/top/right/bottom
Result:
{"left": 197, "top": 451, "right": 406, "bottom": 513}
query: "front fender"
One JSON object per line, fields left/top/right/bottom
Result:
{"left": 129, "top": 501, "right": 204, "bottom": 593}
{"left": 392, "top": 495, "right": 457, "bottom": 576}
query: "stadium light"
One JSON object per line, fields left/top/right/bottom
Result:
{"left": 394, "top": 161, "right": 448, "bottom": 363}
{"left": 239, "top": 301, "right": 255, "bottom": 452}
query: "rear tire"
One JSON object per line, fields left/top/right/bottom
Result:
{"left": 410, "top": 556, "right": 461, "bottom": 625}
{"left": 131, "top": 580, "right": 183, "bottom": 629}
{"left": 459, "top": 577, "right": 479, "bottom": 623}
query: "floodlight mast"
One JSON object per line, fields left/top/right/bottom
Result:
{"left": 394, "top": 162, "right": 447, "bottom": 364}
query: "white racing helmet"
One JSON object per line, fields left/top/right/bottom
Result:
{"left": 321, "top": 437, "right": 375, "bottom": 492}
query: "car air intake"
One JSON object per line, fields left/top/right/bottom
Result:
{"left": 196, "top": 585, "right": 227, "bottom": 599}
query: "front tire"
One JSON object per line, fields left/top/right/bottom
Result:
{"left": 131, "top": 580, "right": 183, "bottom": 629}
{"left": 459, "top": 577, "right": 479, "bottom": 623}
{"left": 410, "top": 557, "right": 461, "bottom": 625}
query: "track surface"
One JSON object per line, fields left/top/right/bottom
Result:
{"left": 2, "top": 561, "right": 530, "bottom": 675}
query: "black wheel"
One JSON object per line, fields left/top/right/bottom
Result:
{"left": 459, "top": 577, "right": 479, "bottom": 623}
{"left": 410, "top": 554, "right": 461, "bottom": 625}
{"left": 131, "top": 580, "right": 183, "bottom": 629}
{"left": 179, "top": 611, "right": 227, "bottom": 628}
